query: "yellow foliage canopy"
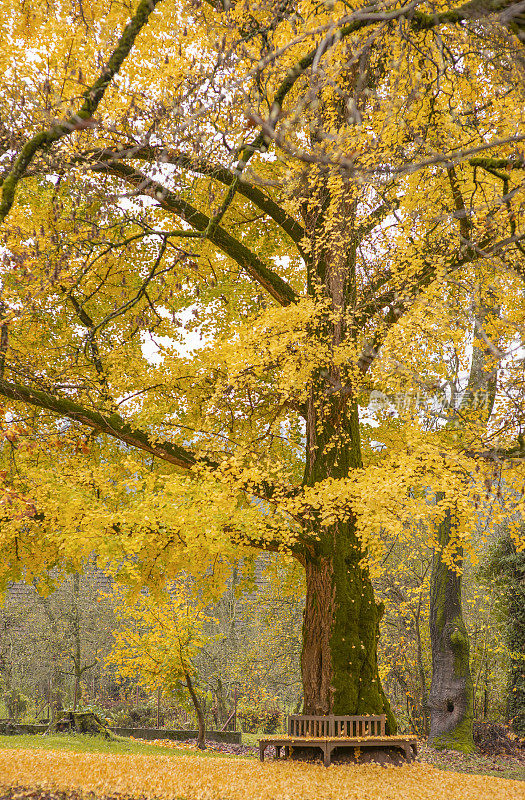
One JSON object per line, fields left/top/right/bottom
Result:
{"left": 104, "top": 583, "right": 210, "bottom": 693}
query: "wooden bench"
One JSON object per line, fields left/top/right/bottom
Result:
{"left": 258, "top": 714, "right": 417, "bottom": 767}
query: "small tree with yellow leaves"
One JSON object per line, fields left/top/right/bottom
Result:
{"left": 105, "top": 586, "right": 209, "bottom": 749}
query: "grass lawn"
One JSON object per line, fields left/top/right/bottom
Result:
{"left": 0, "top": 733, "right": 231, "bottom": 759}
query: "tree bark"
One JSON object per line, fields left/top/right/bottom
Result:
{"left": 294, "top": 146, "right": 397, "bottom": 730}
{"left": 300, "top": 522, "right": 395, "bottom": 731}
{"left": 428, "top": 504, "right": 474, "bottom": 751}
{"left": 185, "top": 669, "right": 206, "bottom": 749}
{"left": 428, "top": 300, "right": 498, "bottom": 751}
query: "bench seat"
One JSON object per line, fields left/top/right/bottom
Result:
{"left": 258, "top": 714, "right": 417, "bottom": 767}
{"left": 258, "top": 734, "right": 418, "bottom": 767}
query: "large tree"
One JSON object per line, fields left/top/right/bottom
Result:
{"left": 0, "top": 0, "right": 525, "bottom": 730}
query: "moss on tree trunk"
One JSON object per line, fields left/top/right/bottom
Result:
{"left": 298, "top": 512, "right": 396, "bottom": 732}
{"left": 298, "top": 184, "right": 397, "bottom": 728}
{"left": 489, "top": 534, "right": 525, "bottom": 735}
{"left": 300, "top": 519, "right": 396, "bottom": 732}
{"left": 46, "top": 710, "right": 112, "bottom": 738}
{"left": 428, "top": 505, "right": 474, "bottom": 752}
{"left": 300, "top": 378, "right": 395, "bottom": 731}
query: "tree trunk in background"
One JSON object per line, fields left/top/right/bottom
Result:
{"left": 428, "top": 300, "right": 499, "bottom": 750}
{"left": 491, "top": 534, "right": 525, "bottom": 735}
{"left": 505, "top": 539, "right": 525, "bottom": 735}
{"left": 71, "top": 573, "right": 82, "bottom": 710}
{"left": 428, "top": 504, "right": 474, "bottom": 751}
{"left": 215, "top": 677, "right": 227, "bottom": 726}
{"left": 415, "top": 596, "right": 430, "bottom": 735}
{"left": 156, "top": 687, "right": 162, "bottom": 728}
{"left": 185, "top": 670, "right": 206, "bottom": 749}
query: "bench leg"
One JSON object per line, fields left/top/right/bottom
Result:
{"left": 403, "top": 744, "right": 415, "bottom": 762}
{"left": 259, "top": 743, "right": 265, "bottom": 762}
{"left": 275, "top": 745, "right": 281, "bottom": 760}
{"left": 323, "top": 744, "right": 331, "bottom": 767}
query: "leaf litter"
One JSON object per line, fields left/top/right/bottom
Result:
{"left": 0, "top": 747, "right": 523, "bottom": 800}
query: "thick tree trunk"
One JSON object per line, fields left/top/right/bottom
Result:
{"left": 300, "top": 371, "right": 395, "bottom": 730}
{"left": 299, "top": 393, "right": 396, "bottom": 730}
{"left": 300, "top": 519, "right": 396, "bottom": 732}
{"left": 296, "top": 166, "right": 397, "bottom": 732}
{"left": 427, "top": 303, "right": 498, "bottom": 750}
{"left": 428, "top": 506, "right": 474, "bottom": 752}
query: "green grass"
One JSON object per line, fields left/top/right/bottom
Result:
{"left": 0, "top": 733, "right": 236, "bottom": 758}
{"left": 3, "top": 733, "right": 522, "bottom": 781}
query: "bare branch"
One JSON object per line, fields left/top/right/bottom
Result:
{"left": 94, "top": 161, "right": 298, "bottom": 306}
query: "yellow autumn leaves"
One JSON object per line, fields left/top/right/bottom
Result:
{"left": 0, "top": 747, "right": 522, "bottom": 800}
{"left": 104, "top": 582, "right": 210, "bottom": 694}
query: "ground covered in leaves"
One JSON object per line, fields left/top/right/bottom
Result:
{"left": 417, "top": 741, "right": 524, "bottom": 782}
{"left": 0, "top": 747, "right": 523, "bottom": 800}
{"left": 411, "top": 721, "right": 524, "bottom": 782}
{"left": 133, "top": 728, "right": 525, "bottom": 781}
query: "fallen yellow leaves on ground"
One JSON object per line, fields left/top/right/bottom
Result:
{"left": 0, "top": 748, "right": 522, "bottom": 800}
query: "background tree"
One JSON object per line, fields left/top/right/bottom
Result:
{"left": 105, "top": 584, "right": 210, "bottom": 748}
{"left": 427, "top": 298, "right": 501, "bottom": 752}
{"left": 202, "top": 554, "right": 304, "bottom": 729}
{"left": 0, "top": 565, "right": 115, "bottom": 719}
{"left": 485, "top": 528, "right": 525, "bottom": 736}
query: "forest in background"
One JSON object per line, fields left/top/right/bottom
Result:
{"left": 0, "top": 535, "right": 521, "bottom": 739}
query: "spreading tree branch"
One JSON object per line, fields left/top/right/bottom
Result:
{"left": 0, "top": 0, "right": 164, "bottom": 223}
{"left": 88, "top": 147, "right": 306, "bottom": 251}
{"left": 0, "top": 376, "right": 301, "bottom": 516}
{"left": 469, "top": 156, "right": 525, "bottom": 170}
{"left": 354, "top": 227, "right": 523, "bottom": 373}
{"left": 94, "top": 161, "right": 298, "bottom": 306}
{"left": 0, "top": 376, "right": 201, "bottom": 470}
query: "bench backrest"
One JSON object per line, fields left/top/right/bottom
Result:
{"left": 288, "top": 714, "right": 386, "bottom": 737}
